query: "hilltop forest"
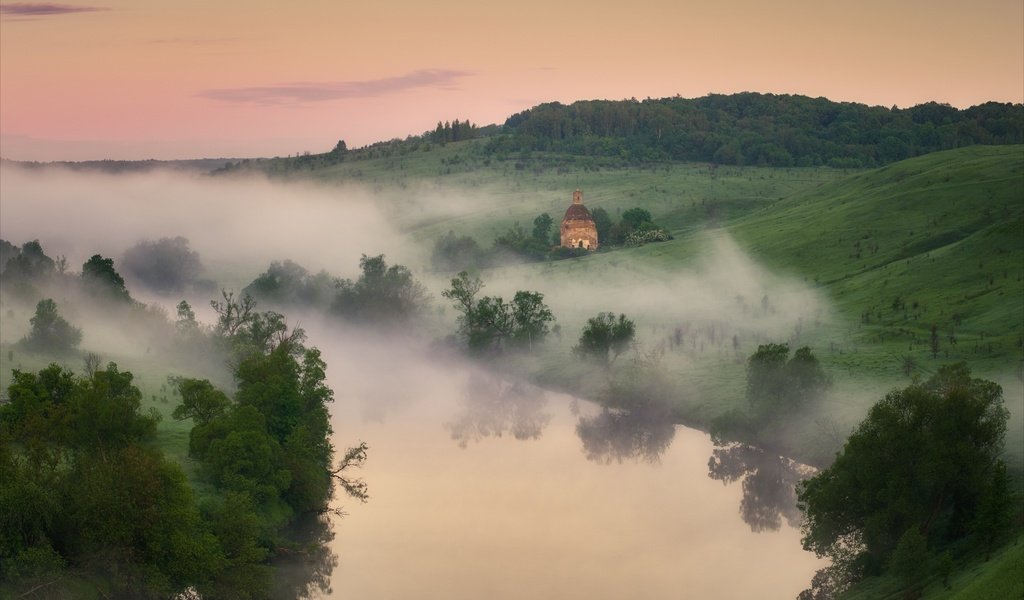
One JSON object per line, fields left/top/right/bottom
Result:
{"left": 220, "top": 92, "right": 1024, "bottom": 175}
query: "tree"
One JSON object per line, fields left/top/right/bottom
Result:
{"left": 0, "top": 363, "right": 217, "bottom": 595}
{"left": 432, "top": 231, "right": 484, "bottom": 272}
{"left": 21, "top": 298, "right": 82, "bottom": 352}
{"left": 591, "top": 207, "right": 613, "bottom": 244}
{"left": 211, "top": 290, "right": 257, "bottom": 339}
{"left": 171, "top": 378, "right": 229, "bottom": 426}
{"left": 176, "top": 300, "right": 200, "bottom": 336}
{"left": 244, "top": 259, "right": 334, "bottom": 310}
{"left": 532, "top": 213, "right": 554, "bottom": 243}
{"left": 797, "top": 363, "right": 1010, "bottom": 581}
{"left": 81, "top": 254, "right": 132, "bottom": 302}
{"left": 620, "top": 207, "right": 653, "bottom": 230}
{"left": 121, "top": 236, "right": 202, "bottom": 294}
{"left": 746, "top": 343, "right": 829, "bottom": 418}
{"left": 508, "top": 291, "right": 555, "bottom": 350}
{"left": 442, "top": 271, "right": 555, "bottom": 354}
{"left": 334, "top": 254, "right": 428, "bottom": 324}
{"left": 573, "top": 312, "right": 636, "bottom": 365}
{"left": 2, "top": 239, "right": 55, "bottom": 282}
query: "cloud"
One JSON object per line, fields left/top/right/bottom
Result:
{"left": 197, "top": 69, "right": 474, "bottom": 105}
{"left": 147, "top": 36, "right": 239, "bottom": 45}
{"left": 0, "top": 2, "right": 106, "bottom": 16}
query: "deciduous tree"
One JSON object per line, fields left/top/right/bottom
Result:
{"left": 573, "top": 312, "right": 636, "bottom": 365}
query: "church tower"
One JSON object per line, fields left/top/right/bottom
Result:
{"left": 560, "top": 189, "right": 598, "bottom": 250}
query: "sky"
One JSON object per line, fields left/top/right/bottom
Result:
{"left": 1, "top": 0, "right": 1022, "bottom": 161}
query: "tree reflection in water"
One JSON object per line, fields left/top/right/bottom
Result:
{"left": 707, "top": 443, "right": 815, "bottom": 532}
{"left": 447, "top": 374, "right": 551, "bottom": 447}
{"left": 271, "top": 512, "right": 338, "bottom": 599}
{"left": 575, "top": 403, "right": 676, "bottom": 464}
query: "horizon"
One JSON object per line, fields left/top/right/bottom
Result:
{"left": 2, "top": 0, "right": 1022, "bottom": 162}
{"left": 1, "top": 91, "right": 1020, "bottom": 164}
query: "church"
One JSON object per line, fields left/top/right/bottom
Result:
{"left": 560, "top": 189, "right": 598, "bottom": 250}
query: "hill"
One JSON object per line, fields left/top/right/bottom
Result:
{"left": 217, "top": 92, "right": 1023, "bottom": 178}
{"left": 731, "top": 145, "right": 1024, "bottom": 377}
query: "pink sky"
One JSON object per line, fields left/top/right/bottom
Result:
{"left": 1, "top": 0, "right": 1022, "bottom": 161}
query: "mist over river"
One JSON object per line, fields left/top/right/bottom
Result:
{"left": 282, "top": 332, "right": 827, "bottom": 599}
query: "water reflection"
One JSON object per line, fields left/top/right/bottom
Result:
{"left": 271, "top": 512, "right": 338, "bottom": 599}
{"left": 447, "top": 375, "right": 551, "bottom": 447}
{"left": 707, "top": 443, "right": 813, "bottom": 532}
{"left": 576, "top": 403, "right": 676, "bottom": 464}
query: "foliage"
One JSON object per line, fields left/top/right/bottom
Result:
{"left": 81, "top": 254, "right": 132, "bottom": 302}
{"left": 171, "top": 377, "right": 229, "bottom": 425}
{"left": 176, "top": 300, "right": 202, "bottom": 336}
{"left": 624, "top": 227, "right": 672, "bottom": 246}
{"left": 432, "top": 230, "right": 485, "bottom": 272}
{"left": 334, "top": 254, "right": 428, "bottom": 324}
{"left": 746, "top": 343, "right": 830, "bottom": 419}
{"left": 244, "top": 259, "right": 335, "bottom": 310}
{"left": 431, "top": 118, "right": 479, "bottom": 144}
{"left": 0, "top": 238, "right": 19, "bottom": 270}
{"left": 1, "top": 239, "right": 55, "bottom": 282}
{"left": 0, "top": 363, "right": 217, "bottom": 596}
{"left": 532, "top": 213, "right": 554, "bottom": 242}
{"left": 495, "top": 94, "right": 1024, "bottom": 167}
{"left": 20, "top": 298, "right": 82, "bottom": 353}
{"left": 210, "top": 290, "right": 306, "bottom": 361}
{"left": 889, "top": 528, "right": 930, "bottom": 595}
{"left": 590, "top": 207, "right": 613, "bottom": 244}
{"left": 491, "top": 222, "right": 551, "bottom": 262}
{"left": 620, "top": 207, "right": 652, "bottom": 229}
{"left": 442, "top": 271, "right": 555, "bottom": 353}
{"left": 573, "top": 312, "right": 636, "bottom": 365}
{"left": 121, "top": 236, "right": 203, "bottom": 294}
{"left": 797, "top": 364, "right": 1011, "bottom": 583}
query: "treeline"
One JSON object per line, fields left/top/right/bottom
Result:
{"left": 218, "top": 93, "right": 1023, "bottom": 177}
{"left": 488, "top": 93, "right": 1024, "bottom": 167}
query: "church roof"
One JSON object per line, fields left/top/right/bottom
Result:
{"left": 563, "top": 203, "right": 594, "bottom": 222}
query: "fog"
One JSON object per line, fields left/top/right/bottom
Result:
{"left": 0, "top": 164, "right": 851, "bottom": 598}
{"left": 0, "top": 163, "right": 831, "bottom": 359}
{"left": 0, "top": 165, "right": 413, "bottom": 284}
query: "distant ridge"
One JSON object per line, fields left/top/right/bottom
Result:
{"left": 495, "top": 93, "right": 1024, "bottom": 167}
{"left": 0, "top": 157, "right": 240, "bottom": 174}
{"left": 235, "top": 92, "right": 1023, "bottom": 175}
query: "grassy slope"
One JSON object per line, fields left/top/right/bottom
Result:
{"left": 840, "top": 540, "right": 1024, "bottom": 600}
{"left": 730, "top": 145, "right": 1024, "bottom": 378}
{"left": 728, "top": 145, "right": 1024, "bottom": 470}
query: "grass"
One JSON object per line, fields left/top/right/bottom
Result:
{"left": 840, "top": 539, "right": 1024, "bottom": 600}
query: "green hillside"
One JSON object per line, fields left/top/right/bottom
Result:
{"left": 731, "top": 145, "right": 1024, "bottom": 375}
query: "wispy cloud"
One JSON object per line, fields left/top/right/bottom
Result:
{"left": 0, "top": 2, "right": 107, "bottom": 17}
{"left": 147, "top": 35, "right": 238, "bottom": 45}
{"left": 197, "top": 69, "right": 474, "bottom": 105}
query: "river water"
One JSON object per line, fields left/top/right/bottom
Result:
{"left": 278, "top": 338, "right": 825, "bottom": 599}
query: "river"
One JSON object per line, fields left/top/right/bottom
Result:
{"left": 270, "top": 337, "right": 826, "bottom": 599}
